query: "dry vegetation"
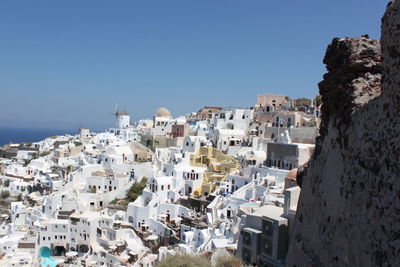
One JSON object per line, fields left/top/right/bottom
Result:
{"left": 156, "top": 253, "right": 246, "bottom": 267}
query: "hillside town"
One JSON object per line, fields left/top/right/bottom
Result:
{"left": 0, "top": 94, "right": 320, "bottom": 267}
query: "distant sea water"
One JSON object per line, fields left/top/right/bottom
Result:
{"left": 0, "top": 127, "right": 77, "bottom": 146}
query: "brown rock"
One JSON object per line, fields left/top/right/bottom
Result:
{"left": 287, "top": 1, "right": 400, "bottom": 266}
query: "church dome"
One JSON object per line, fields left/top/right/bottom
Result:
{"left": 155, "top": 107, "right": 172, "bottom": 118}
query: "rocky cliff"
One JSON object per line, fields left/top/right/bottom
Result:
{"left": 287, "top": 1, "right": 400, "bottom": 266}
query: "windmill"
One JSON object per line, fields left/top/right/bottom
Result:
{"left": 109, "top": 103, "right": 119, "bottom": 117}
{"left": 109, "top": 103, "right": 120, "bottom": 128}
{"left": 109, "top": 103, "right": 130, "bottom": 129}
{"left": 77, "top": 123, "right": 90, "bottom": 138}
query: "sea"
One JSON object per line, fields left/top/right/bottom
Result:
{"left": 0, "top": 127, "right": 77, "bottom": 146}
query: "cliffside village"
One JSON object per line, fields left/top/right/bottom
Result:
{"left": 0, "top": 94, "right": 320, "bottom": 267}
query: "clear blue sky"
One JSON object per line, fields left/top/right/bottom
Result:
{"left": 0, "top": 0, "right": 386, "bottom": 131}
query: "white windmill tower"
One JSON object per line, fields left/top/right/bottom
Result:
{"left": 110, "top": 103, "right": 130, "bottom": 129}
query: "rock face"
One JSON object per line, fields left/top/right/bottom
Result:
{"left": 287, "top": 1, "right": 400, "bottom": 267}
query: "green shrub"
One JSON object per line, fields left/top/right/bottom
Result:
{"left": 109, "top": 198, "right": 119, "bottom": 205}
{"left": 127, "top": 177, "right": 148, "bottom": 202}
{"left": 39, "top": 151, "right": 50, "bottom": 157}
{"left": 1, "top": 190, "right": 10, "bottom": 199}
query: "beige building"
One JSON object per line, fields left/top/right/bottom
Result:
{"left": 196, "top": 106, "right": 222, "bottom": 120}
{"left": 189, "top": 147, "right": 239, "bottom": 196}
{"left": 53, "top": 143, "right": 84, "bottom": 163}
{"left": 257, "top": 94, "right": 293, "bottom": 111}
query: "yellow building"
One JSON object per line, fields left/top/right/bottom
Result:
{"left": 190, "top": 147, "right": 239, "bottom": 197}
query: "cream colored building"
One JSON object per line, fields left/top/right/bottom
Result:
{"left": 189, "top": 147, "right": 239, "bottom": 196}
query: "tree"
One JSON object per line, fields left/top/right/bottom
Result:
{"left": 127, "top": 177, "right": 148, "bottom": 202}
{"left": 17, "top": 193, "right": 23, "bottom": 201}
{"left": 1, "top": 190, "right": 10, "bottom": 199}
{"left": 4, "top": 180, "right": 10, "bottom": 187}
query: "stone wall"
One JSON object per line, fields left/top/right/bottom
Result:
{"left": 287, "top": 1, "right": 400, "bottom": 266}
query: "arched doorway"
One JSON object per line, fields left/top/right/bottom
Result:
{"left": 54, "top": 246, "right": 66, "bottom": 256}
{"left": 78, "top": 244, "right": 89, "bottom": 254}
